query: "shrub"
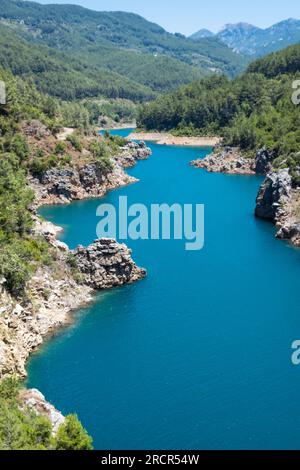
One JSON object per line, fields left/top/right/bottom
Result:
{"left": 67, "top": 134, "right": 83, "bottom": 152}
{"left": 54, "top": 141, "right": 67, "bottom": 155}
{"left": 55, "top": 415, "right": 93, "bottom": 450}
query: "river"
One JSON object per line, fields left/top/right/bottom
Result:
{"left": 28, "top": 129, "right": 300, "bottom": 450}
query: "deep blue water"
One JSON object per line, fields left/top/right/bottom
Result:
{"left": 28, "top": 128, "right": 300, "bottom": 450}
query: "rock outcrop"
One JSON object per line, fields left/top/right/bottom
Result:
{"left": 19, "top": 389, "right": 65, "bottom": 434}
{"left": 31, "top": 142, "right": 151, "bottom": 206}
{"left": 255, "top": 169, "right": 300, "bottom": 246}
{"left": 191, "top": 147, "right": 255, "bottom": 175}
{"left": 191, "top": 146, "right": 276, "bottom": 176}
{"left": 253, "top": 147, "right": 276, "bottom": 175}
{"left": 255, "top": 169, "right": 292, "bottom": 220}
{"left": 118, "top": 141, "right": 151, "bottom": 168}
{"left": 0, "top": 225, "right": 146, "bottom": 379}
{"left": 74, "top": 239, "right": 147, "bottom": 289}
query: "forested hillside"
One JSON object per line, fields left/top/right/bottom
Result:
{"left": 0, "top": 0, "right": 248, "bottom": 100}
{"left": 0, "top": 25, "right": 155, "bottom": 101}
{"left": 138, "top": 44, "right": 300, "bottom": 167}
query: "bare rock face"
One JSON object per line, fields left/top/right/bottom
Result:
{"left": 191, "top": 146, "right": 275, "bottom": 176}
{"left": 191, "top": 147, "right": 254, "bottom": 175}
{"left": 74, "top": 239, "right": 147, "bottom": 289}
{"left": 255, "top": 169, "right": 292, "bottom": 221}
{"left": 19, "top": 389, "right": 65, "bottom": 434}
{"left": 118, "top": 141, "right": 152, "bottom": 168}
{"left": 254, "top": 147, "right": 276, "bottom": 175}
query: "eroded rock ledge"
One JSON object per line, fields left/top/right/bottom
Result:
{"left": 74, "top": 239, "right": 147, "bottom": 289}
{"left": 255, "top": 169, "right": 300, "bottom": 247}
{"left": 191, "top": 146, "right": 275, "bottom": 175}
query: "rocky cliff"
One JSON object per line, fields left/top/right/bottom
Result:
{"left": 191, "top": 145, "right": 300, "bottom": 247}
{"left": 31, "top": 141, "right": 151, "bottom": 206}
{"left": 74, "top": 239, "right": 146, "bottom": 290}
{"left": 255, "top": 169, "right": 300, "bottom": 247}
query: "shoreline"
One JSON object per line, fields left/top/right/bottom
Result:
{"left": 0, "top": 139, "right": 152, "bottom": 381}
{"left": 127, "top": 132, "right": 221, "bottom": 147}
{"left": 99, "top": 122, "right": 136, "bottom": 131}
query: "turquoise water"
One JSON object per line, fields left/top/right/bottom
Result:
{"left": 28, "top": 128, "right": 300, "bottom": 450}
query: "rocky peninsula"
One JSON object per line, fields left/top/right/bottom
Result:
{"left": 191, "top": 144, "right": 300, "bottom": 248}
{"left": 191, "top": 146, "right": 275, "bottom": 175}
{"left": 31, "top": 140, "right": 151, "bottom": 206}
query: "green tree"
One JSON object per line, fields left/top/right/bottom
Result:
{"left": 55, "top": 415, "right": 93, "bottom": 450}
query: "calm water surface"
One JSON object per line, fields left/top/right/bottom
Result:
{"left": 28, "top": 128, "right": 300, "bottom": 449}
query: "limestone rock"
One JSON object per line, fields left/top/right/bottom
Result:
{"left": 255, "top": 169, "right": 292, "bottom": 221}
{"left": 254, "top": 147, "right": 276, "bottom": 175}
{"left": 191, "top": 147, "right": 254, "bottom": 175}
{"left": 74, "top": 239, "right": 147, "bottom": 289}
{"left": 19, "top": 389, "right": 65, "bottom": 434}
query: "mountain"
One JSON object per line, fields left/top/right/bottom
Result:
{"left": 217, "top": 23, "right": 262, "bottom": 55}
{"left": 190, "top": 19, "right": 300, "bottom": 57}
{"left": 190, "top": 29, "right": 214, "bottom": 40}
{"left": 0, "top": 0, "right": 248, "bottom": 101}
{"left": 0, "top": 24, "right": 156, "bottom": 101}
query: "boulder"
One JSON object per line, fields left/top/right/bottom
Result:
{"left": 74, "top": 239, "right": 147, "bottom": 289}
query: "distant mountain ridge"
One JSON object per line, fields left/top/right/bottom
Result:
{"left": 0, "top": 0, "right": 247, "bottom": 102}
{"left": 191, "top": 19, "right": 300, "bottom": 56}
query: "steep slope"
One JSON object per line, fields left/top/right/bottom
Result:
{"left": 0, "top": 25, "right": 155, "bottom": 101}
{"left": 138, "top": 44, "right": 300, "bottom": 163}
{"left": 0, "top": 0, "right": 247, "bottom": 86}
{"left": 190, "top": 19, "right": 300, "bottom": 57}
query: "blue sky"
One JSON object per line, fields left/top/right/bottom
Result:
{"left": 38, "top": 0, "right": 300, "bottom": 35}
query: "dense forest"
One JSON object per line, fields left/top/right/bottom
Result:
{"left": 0, "top": 0, "right": 248, "bottom": 100}
{"left": 138, "top": 44, "right": 300, "bottom": 170}
{"left": 0, "top": 25, "right": 155, "bottom": 101}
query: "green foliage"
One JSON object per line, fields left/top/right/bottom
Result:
{"left": 54, "top": 141, "right": 67, "bottom": 155}
{"left": 0, "top": 379, "right": 93, "bottom": 450}
{"left": 247, "top": 44, "right": 300, "bottom": 78}
{"left": 0, "top": 0, "right": 248, "bottom": 103}
{"left": 88, "top": 139, "right": 113, "bottom": 172}
{"left": 55, "top": 415, "right": 93, "bottom": 450}
{"left": 67, "top": 134, "right": 83, "bottom": 152}
{"left": 138, "top": 45, "right": 300, "bottom": 180}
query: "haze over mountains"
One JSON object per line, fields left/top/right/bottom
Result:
{"left": 190, "top": 19, "right": 300, "bottom": 57}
